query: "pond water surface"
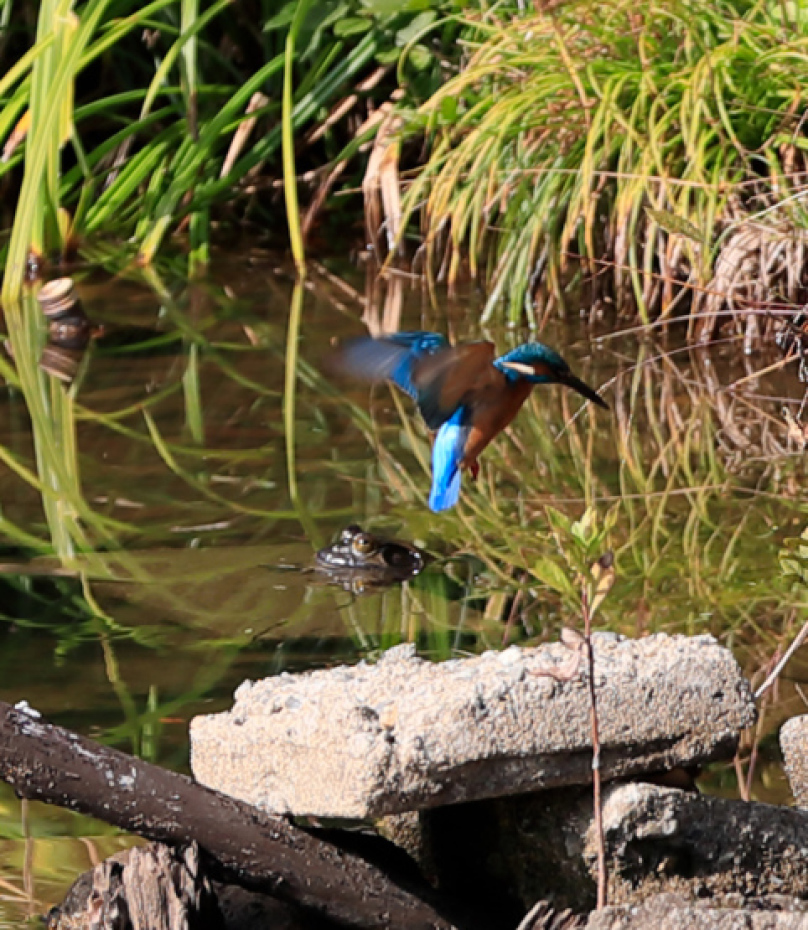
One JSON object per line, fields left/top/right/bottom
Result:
{"left": 0, "top": 252, "right": 806, "bottom": 926}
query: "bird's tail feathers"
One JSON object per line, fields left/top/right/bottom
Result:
{"left": 429, "top": 414, "right": 467, "bottom": 512}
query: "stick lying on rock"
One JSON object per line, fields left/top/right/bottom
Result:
{"left": 0, "top": 701, "right": 456, "bottom": 930}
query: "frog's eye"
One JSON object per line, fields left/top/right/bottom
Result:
{"left": 341, "top": 524, "right": 362, "bottom": 543}
{"left": 351, "top": 533, "right": 375, "bottom": 555}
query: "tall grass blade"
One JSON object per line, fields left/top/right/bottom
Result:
{"left": 283, "top": 0, "right": 314, "bottom": 277}
{"left": 3, "top": 0, "right": 113, "bottom": 300}
{"left": 283, "top": 280, "right": 319, "bottom": 543}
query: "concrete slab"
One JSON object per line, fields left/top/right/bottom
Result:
{"left": 486, "top": 783, "right": 808, "bottom": 911}
{"left": 190, "top": 635, "right": 755, "bottom": 819}
{"left": 586, "top": 894, "right": 808, "bottom": 930}
{"left": 781, "top": 715, "right": 808, "bottom": 807}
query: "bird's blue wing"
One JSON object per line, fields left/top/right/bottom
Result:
{"left": 332, "top": 332, "right": 449, "bottom": 401}
{"left": 385, "top": 332, "right": 449, "bottom": 399}
{"left": 428, "top": 409, "right": 469, "bottom": 512}
{"left": 415, "top": 341, "right": 497, "bottom": 429}
{"left": 332, "top": 334, "right": 500, "bottom": 431}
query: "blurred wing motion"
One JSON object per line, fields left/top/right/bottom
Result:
{"left": 331, "top": 332, "right": 447, "bottom": 401}
{"left": 333, "top": 332, "right": 498, "bottom": 428}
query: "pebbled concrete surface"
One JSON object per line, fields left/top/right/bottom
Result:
{"left": 585, "top": 894, "right": 808, "bottom": 929}
{"left": 781, "top": 715, "right": 808, "bottom": 808}
{"left": 486, "top": 782, "right": 808, "bottom": 912}
{"left": 190, "top": 634, "right": 755, "bottom": 819}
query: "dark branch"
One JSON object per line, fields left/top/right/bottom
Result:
{"left": 0, "top": 701, "right": 456, "bottom": 930}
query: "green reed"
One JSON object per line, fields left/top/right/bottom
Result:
{"left": 396, "top": 0, "right": 808, "bottom": 327}
{"left": 0, "top": 0, "right": 466, "bottom": 293}
{"left": 1, "top": 291, "right": 131, "bottom": 560}
{"left": 282, "top": 0, "right": 313, "bottom": 276}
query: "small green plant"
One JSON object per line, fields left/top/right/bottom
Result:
{"left": 532, "top": 505, "right": 619, "bottom": 607}
{"left": 780, "top": 526, "right": 808, "bottom": 585}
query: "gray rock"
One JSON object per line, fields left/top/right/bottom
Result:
{"left": 488, "top": 783, "right": 808, "bottom": 912}
{"left": 584, "top": 894, "right": 808, "bottom": 929}
{"left": 190, "top": 635, "right": 755, "bottom": 819}
{"left": 781, "top": 716, "right": 808, "bottom": 807}
{"left": 592, "top": 784, "right": 808, "bottom": 905}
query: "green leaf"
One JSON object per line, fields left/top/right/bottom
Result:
{"left": 311, "top": 1, "right": 351, "bottom": 32}
{"left": 645, "top": 207, "right": 705, "bottom": 244}
{"left": 395, "top": 10, "right": 436, "bottom": 45}
{"left": 781, "top": 558, "right": 802, "bottom": 577}
{"left": 263, "top": 3, "right": 296, "bottom": 31}
{"left": 362, "top": 0, "right": 411, "bottom": 16}
{"left": 544, "top": 505, "right": 572, "bottom": 537}
{"left": 406, "top": 42, "right": 431, "bottom": 70}
{"left": 334, "top": 16, "right": 373, "bottom": 37}
{"left": 571, "top": 506, "right": 596, "bottom": 546}
{"left": 376, "top": 46, "right": 401, "bottom": 64}
{"left": 532, "top": 557, "right": 575, "bottom": 596}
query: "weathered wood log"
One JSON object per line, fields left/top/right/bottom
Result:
{"left": 47, "top": 842, "right": 223, "bottom": 930}
{"left": 0, "top": 701, "right": 456, "bottom": 930}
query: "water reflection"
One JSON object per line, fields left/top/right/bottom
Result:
{"left": 0, "top": 254, "right": 806, "bottom": 925}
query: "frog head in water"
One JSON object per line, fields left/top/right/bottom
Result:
{"left": 315, "top": 524, "right": 426, "bottom": 587}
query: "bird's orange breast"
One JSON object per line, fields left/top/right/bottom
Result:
{"left": 460, "top": 380, "right": 534, "bottom": 466}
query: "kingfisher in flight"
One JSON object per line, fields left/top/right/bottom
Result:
{"left": 332, "top": 331, "right": 608, "bottom": 512}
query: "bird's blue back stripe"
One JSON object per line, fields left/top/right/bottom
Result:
{"left": 429, "top": 413, "right": 467, "bottom": 512}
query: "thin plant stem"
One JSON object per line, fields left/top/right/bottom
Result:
{"left": 283, "top": 280, "right": 319, "bottom": 544}
{"left": 582, "top": 588, "right": 607, "bottom": 909}
{"left": 282, "top": 0, "right": 314, "bottom": 277}
{"left": 754, "top": 615, "right": 808, "bottom": 700}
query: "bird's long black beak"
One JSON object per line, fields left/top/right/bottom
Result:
{"left": 559, "top": 372, "right": 609, "bottom": 409}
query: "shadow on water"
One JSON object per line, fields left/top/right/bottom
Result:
{"left": 0, "top": 252, "right": 806, "bottom": 923}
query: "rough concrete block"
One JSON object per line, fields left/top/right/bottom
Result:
{"left": 592, "top": 783, "right": 808, "bottom": 905}
{"left": 190, "top": 635, "right": 755, "bottom": 819}
{"left": 781, "top": 715, "right": 808, "bottom": 808}
{"left": 585, "top": 894, "right": 808, "bottom": 930}
{"left": 487, "top": 783, "right": 808, "bottom": 911}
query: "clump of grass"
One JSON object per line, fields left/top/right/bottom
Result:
{"left": 392, "top": 0, "right": 808, "bottom": 333}
{"left": 0, "top": 1, "right": 467, "bottom": 297}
